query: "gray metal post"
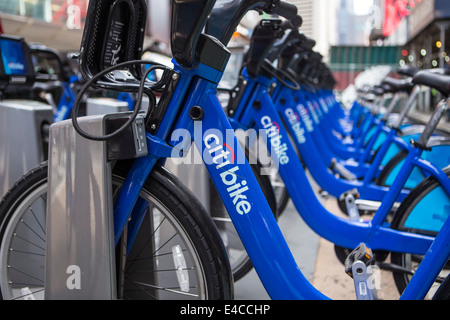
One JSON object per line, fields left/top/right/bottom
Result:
{"left": 0, "top": 100, "right": 53, "bottom": 198}
{"left": 45, "top": 115, "right": 116, "bottom": 300}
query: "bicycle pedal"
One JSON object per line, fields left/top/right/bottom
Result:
{"left": 343, "top": 191, "right": 360, "bottom": 221}
{"left": 350, "top": 261, "right": 375, "bottom": 300}
{"left": 345, "top": 243, "right": 376, "bottom": 300}
{"left": 330, "top": 158, "right": 357, "bottom": 181}
{"left": 344, "top": 243, "right": 373, "bottom": 277}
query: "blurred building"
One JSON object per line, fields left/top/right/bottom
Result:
{"left": 0, "top": 0, "right": 169, "bottom": 53}
{"left": 290, "top": 0, "right": 339, "bottom": 60}
{"left": 396, "top": 0, "right": 450, "bottom": 122}
{"left": 401, "top": 0, "right": 450, "bottom": 69}
{"left": 0, "top": 0, "right": 89, "bottom": 51}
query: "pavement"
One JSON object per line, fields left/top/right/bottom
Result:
{"left": 233, "top": 173, "right": 401, "bottom": 300}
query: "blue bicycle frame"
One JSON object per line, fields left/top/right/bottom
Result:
{"left": 277, "top": 85, "right": 413, "bottom": 198}
{"left": 233, "top": 71, "right": 449, "bottom": 250}
{"left": 110, "top": 54, "right": 449, "bottom": 299}
{"left": 53, "top": 75, "right": 79, "bottom": 122}
{"left": 285, "top": 83, "right": 450, "bottom": 194}
{"left": 231, "top": 71, "right": 411, "bottom": 202}
{"left": 272, "top": 83, "right": 413, "bottom": 182}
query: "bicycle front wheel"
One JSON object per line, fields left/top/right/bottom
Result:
{"left": 390, "top": 167, "right": 450, "bottom": 299}
{"left": 0, "top": 162, "right": 232, "bottom": 300}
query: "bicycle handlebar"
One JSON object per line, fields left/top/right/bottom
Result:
{"left": 272, "top": 1, "right": 300, "bottom": 25}
{"left": 206, "top": 0, "right": 299, "bottom": 46}
{"left": 281, "top": 16, "right": 303, "bottom": 30}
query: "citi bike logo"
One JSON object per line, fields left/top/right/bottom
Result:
{"left": 261, "top": 116, "right": 289, "bottom": 165}
{"left": 204, "top": 134, "right": 251, "bottom": 215}
{"left": 319, "top": 98, "right": 329, "bottom": 113}
{"left": 296, "top": 104, "right": 314, "bottom": 133}
{"left": 7, "top": 61, "right": 25, "bottom": 72}
{"left": 305, "top": 101, "right": 320, "bottom": 124}
{"left": 285, "top": 108, "right": 306, "bottom": 144}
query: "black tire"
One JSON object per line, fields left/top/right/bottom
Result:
{"left": 390, "top": 167, "right": 450, "bottom": 298}
{"left": 433, "top": 274, "right": 450, "bottom": 300}
{"left": 336, "top": 149, "right": 409, "bottom": 218}
{"left": 269, "top": 170, "right": 290, "bottom": 216}
{"left": 209, "top": 160, "right": 277, "bottom": 282}
{"left": 376, "top": 150, "right": 410, "bottom": 188}
{"left": 0, "top": 161, "right": 233, "bottom": 300}
{"left": 244, "top": 144, "right": 290, "bottom": 217}
{"left": 377, "top": 138, "right": 450, "bottom": 188}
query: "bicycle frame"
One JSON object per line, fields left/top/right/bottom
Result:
{"left": 53, "top": 75, "right": 78, "bottom": 122}
{"left": 230, "top": 71, "right": 450, "bottom": 252}
{"left": 113, "top": 59, "right": 327, "bottom": 299}
{"left": 312, "top": 87, "right": 450, "bottom": 191}
{"left": 110, "top": 56, "right": 449, "bottom": 300}
{"left": 233, "top": 71, "right": 411, "bottom": 201}
{"left": 272, "top": 82, "right": 422, "bottom": 183}
{"left": 274, "top": 84, "right": 413, "bottom": 197}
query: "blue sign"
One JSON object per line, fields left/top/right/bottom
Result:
{"left": 0, "top": 38, "right": 28, "bottom": 75}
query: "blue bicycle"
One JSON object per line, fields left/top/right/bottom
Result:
{"left": 218, "top": 16, "right": 450, "bottom": 295}
{"left": 0, "top": 0, "right": 448, "bottom": 300}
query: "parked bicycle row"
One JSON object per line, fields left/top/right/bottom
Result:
{"left": 0, "top": 0, "right": 448, "bottom": 300}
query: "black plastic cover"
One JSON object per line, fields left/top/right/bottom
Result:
{"left": 266, "top": 21, "right": 303, "bottom": 63}
{"left": 276, "top": 33, "right": 307, "bottom": 70}
{"left": 29, "top": 43, "right": 71, "bottom": 82}
{"left": 171, "top": 0, "right": 216, "bottom": 69}
{"left": 246, "top": 19, "right": 284, "bottom": 78}
{"left": 206, "top": 0, "right": 269, "bottom": 46}
{"left": 206, "top": 0, "right": 298, "bottom": 46}
{"left": 196, "top": 34, "right": 231, "bottom": 72}
{"left": 105, "top": 112, "right": 148, "bottom": 160}
{"left": 79, "top": 0, "right": 147, "bottom": 81}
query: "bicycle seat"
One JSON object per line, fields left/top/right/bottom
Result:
{"left": 370, "top": 85, "right": 385, "bottom": 96}
{"left": 32, "top": 80, "right": 63, "bottom": 93}
{"left": 426, "top": 67, "right": 450, "bottom": 76}
{"left": 398, "top": 65, "right": 419, "bottom": 78}
{"left": 382, "top": 77, "right": 414, "bottom": 93}
{"left": 412, "top": 70, "right": 450, "bottom": 97}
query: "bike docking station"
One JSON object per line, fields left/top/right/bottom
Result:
{"left": 0, "top": 35, "right": 53, "bottom": 199}
{"left": 44, "top": 0, "right": 152, "bottom": 299}
{"left": 86, "top": 97, "right": 130, "bottom": 116}
{"left": 45, "top": 111, "right": 148, "bottom": 299}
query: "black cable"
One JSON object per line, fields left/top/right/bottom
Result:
{"left": 261, "top": 60, "right": 301, "bottom": 91}
{"left": 71, "top": 60, "right": 169, "bottom": 141}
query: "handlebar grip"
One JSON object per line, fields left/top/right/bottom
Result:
{"left": 280, "top": 15, "right": 302, "bottom": 29}
{"left": 273, "top": 1, "right": 299, "bottom": 22}
{"left": 288, "top": 15, "right": 303, "bottom": 28}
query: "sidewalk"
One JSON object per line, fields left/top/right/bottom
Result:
{"left": 313, "top": 198, "right": 400, "bottom": 300}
